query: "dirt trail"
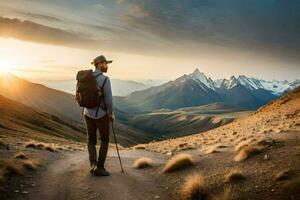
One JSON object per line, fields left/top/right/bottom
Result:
{"left": 3, "top": 132, "right": 300, "bottom": 200}
{"left": 25, "top": 149, "right": 170, "bottom": 200}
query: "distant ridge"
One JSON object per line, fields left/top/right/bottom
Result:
{"left": 117, "top": 69, "right": 300, "bottom": 111}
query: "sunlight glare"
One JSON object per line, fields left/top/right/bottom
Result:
{"left": 0, "top": 61, "right": 13, "bottom": 74}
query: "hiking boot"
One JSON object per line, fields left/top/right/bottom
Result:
{"left": 90, "top": 161, "right": 97, "bottom": 174}
{"left": 90, "top": 164, "right": 97, "bottom": 174}
{"left": 93, "top": 166, "right": 110, "bottom": 176}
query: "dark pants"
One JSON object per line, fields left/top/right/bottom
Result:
{"left": 84, "top": 114, "right": 110, "bottom": 167}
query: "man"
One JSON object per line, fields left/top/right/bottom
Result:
{"left": 83, "top": 55, "right": 115, "bottom": 176}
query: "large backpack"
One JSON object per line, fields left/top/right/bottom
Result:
{"left": 75, "top": 69, "right": 107, "bottom": 109}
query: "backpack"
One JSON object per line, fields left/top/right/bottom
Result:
{"left": 75, "top": 69, "right": 107, "bottom": 109}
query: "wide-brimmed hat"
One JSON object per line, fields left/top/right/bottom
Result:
{"left": 91, "top": 55, "right": 113, "bottom": 65}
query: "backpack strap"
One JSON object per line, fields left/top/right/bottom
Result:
{"left": 94, "top": 73, "right": 102, "bottom": 79}
{"left": 95, "top": 77, "right": 108, "bottom": 117}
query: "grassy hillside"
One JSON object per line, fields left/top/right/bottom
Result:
{"left": 0, "top": 94, "right": 86, "bottom": 144}
{"left": 130, "top": 88, "right": 300, "bottom": 200}
{"left": 142, "top": 86, "right": 300, "bottom": 153}
{"left": 0, "top": 73, "right": 82, "bottom": 122}
{"left": 124, "top": 103, "right": 252, "bottom": 139}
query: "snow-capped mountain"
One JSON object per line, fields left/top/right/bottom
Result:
{"left": 219, "top": 76, "right": 238, "bottom": 90}
{"left": 217, "top": 75, "right": 299, "bottom": 96}
{"left": 259, "top": 79, "right": 299, "bottom": 95}
{"left": 213, "top": 79, "right": 225, "bottom": 88}
{"left": 189, "top": 69, "right": 216, "bottom": 91}
{"left": 117, "top": 69, "right": 300, "bottom": 111}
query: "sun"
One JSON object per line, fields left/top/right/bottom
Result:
{"left": 0, "top": 61, "right": 13, "bottom": 74}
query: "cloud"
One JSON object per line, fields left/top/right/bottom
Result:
{"left": 116, "top": 0, "right": 125, "bottom": 4}
{"left": 128, "top": 4, "right": 149, "bottom": 18}
{"left": 0, "top": 16, "right": 168, "bottom": 57}
{"left": 16, "top": 11, "right": 62, "bottom": 22}
{"left": 1, "top": 1, "right": 300, "bottom": 62}
{"left": 92, "top": 3, "right": 105, "bottom": 10}
{"left": 122, "top": 0, "right": 300, "bottom": 52}
{"left": 0, "top": 16, "right": 104, "bottom": 50}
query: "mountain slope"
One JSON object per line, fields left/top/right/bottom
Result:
{"left": 217, "top": 76, "right": 277, "bottom": 108}
{"left": 143, "top": 86, "right": 300, "bottom": 152}
{"left": 119, "top": 69, "right": 222, "bottom": 111}
{"left": 0, "top": 94, "right": 86, "bottom": 143}
{"left": 0, "top": 73, "right": 154, "bottom": 146}
{"left": 0, "top": 73, "right": 82, "bottom": 122}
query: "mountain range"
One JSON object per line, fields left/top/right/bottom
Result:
{"left": 117, "top": 69, "right": 300, "bottom": 111}
{"left": 1, "top": 70, "right": 298, "bottom": 146}
{"left": 41, "top": 78, "right": 167, "bottom": 96}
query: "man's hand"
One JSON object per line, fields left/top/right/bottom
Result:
{"left": 109, "top": 113, "right": 115, "bottom": 123}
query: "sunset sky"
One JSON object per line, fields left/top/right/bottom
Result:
{"left": 0, "top": 0, "right": 299, "bottom": 82}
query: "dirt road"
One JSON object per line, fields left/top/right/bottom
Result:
{"left": 17, "top": 150, "right": 171, "bottom": 200}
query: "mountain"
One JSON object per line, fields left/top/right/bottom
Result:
{"left": 218, "top": 75, "right": 300, "bottom": 96}
{"left": 0, "top": 74, "right": 155, "bottom": 146}
{"left": 0, "top": 73, "right": 82, "bottom": 122}
{"left": 110, "top": 79, "right": 148, "bottom": 96}
{"left": 118, "top": 69, "right": 222, "bottom": 111}
{"left": 259, "top": 79, "right": 300, "bottom": 95}
{"left": 217, "top": 76, "right": 277, "bottom": 109}
{"left": 42, "top": 79, "right": 151, "bottom": 96}
{"left": 134, "top": 79, "right": 168, "bottom": 88}
{"left": 0, "top": 94, "right": 85, "bottom": 143}
{"left": 143, "top": 85, "right": 300, "bottom": 153}
{"left": 118, "top": 69, "right": 300, "bottom": 111}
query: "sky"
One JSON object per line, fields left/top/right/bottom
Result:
{"left": 0, "top": 0, "right": 299, "bottom": 82}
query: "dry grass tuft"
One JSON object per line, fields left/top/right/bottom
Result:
{"left": 21, "top": 160, "right": 41, "bottom": 170}
{"left": 235, "top": 138, "right": 256, "bottom": 152}
{"left": 176, "top": 145, "right": 196, "bottom": 152}
{"left": 134, "top": 144, "right": 146, "bottom": 150}
{"left": 25, "top": 141, "right": 56, "bottom": 152}
{"left": 133, "top": 157, "right": 154, "bottom": 169}
{"left": 224, "top": 169, "right": 245, "bottom": 183}
{"left": 235, "top": 141, "right": 250, "bottom": 152}
{"left": 205, "top": 143, "right": 229, "bottom": 154}
{"left": 25, "top": 141, "right": 46, "bottom": 149}
{"left": 205, "top": 147, "right": 219, "bottom": 154}
{"left": 36, "top": 143, "right": 46, "bottom": 149}
{"left": 180, "top": 173, "right": 206, "bottom": 200}
{"left": 2, "top": 160, "right": 24, "bottom": 176}
{"left": 45, "top": 146, "right": 56, "bottom": 152}
{"left": 275, "top": 169, "right": 293, "bottom": 181}
{"left": 235, "top": 143, "right": 248, "bottom": 152}
{"left": 205, "top": 143, "right": 227, "bottom": 154}
{"left": 25, "top": 141, "right": 37, "bottom": 148}
{"left": 163, "top": 153, "right": 195, "bottom": 173}
{"left": 234, "top": 145, "right": 264, "bottom": 162}
{"left": 14, "top": 152, "right": 28, "bottom": 160}
{"left": 0, "top": 159, "right": 41, "bottom": 182}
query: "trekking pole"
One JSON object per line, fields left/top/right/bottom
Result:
{"left": 111, "top": 121, "right": 124, "bottom": 173}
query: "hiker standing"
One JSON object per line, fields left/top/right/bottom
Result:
{"left": 76, "top": 55, "right": 114, "bottom": 176}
